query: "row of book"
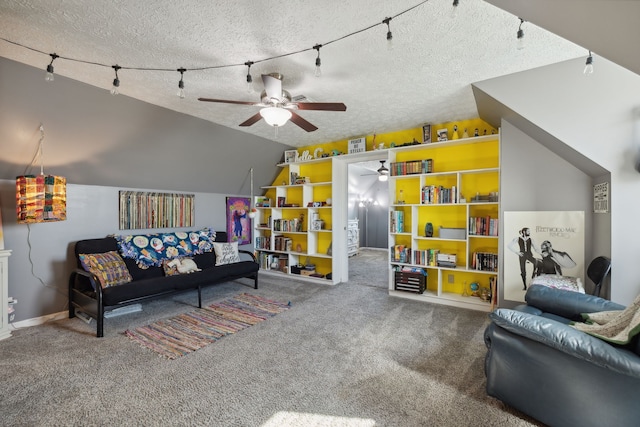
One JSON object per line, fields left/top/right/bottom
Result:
{"left": 471, "top": 251, "right": 498, "bottom": 272}
{"left": 273, "top": 218, "right": 304, "bottom": 232}
{"left": 468, "top": 216, "right": 499, "bottom": 236}
{"left": 390, "top": 245, "right": 411, "bottom": 263}
{"left": 413, "top": 248, "right": 440, "bottom": 266}
{"left": 389, "top": 210, "right": 405, "bottom": 233}
{"left": 257, "top": 252, "right": 288, "bottom": 272}
{"left": 422, "top": 185, "right": 458, "bottom": 204}
{"left": 389, "top": 159, "right": 433, "bottom": 176}
{"left": 274, "top": 236, "right": 293, "bottom": 252}
{"left": 255, "top": 236, "right": 271, "bottom": 250}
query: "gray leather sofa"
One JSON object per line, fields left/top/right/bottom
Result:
{"left": 484, "top": 285, "right": 640, "bottom": 427}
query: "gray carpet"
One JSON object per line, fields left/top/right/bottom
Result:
{"left": 0, "top": 264, "right": 540, "bottom": 426}
{"left": 348, "top": 248, "right": 389, "bottom": 289}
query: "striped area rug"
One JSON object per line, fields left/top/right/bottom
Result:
{"left": 124, "top": 293, "right": 291, "bottom": 359}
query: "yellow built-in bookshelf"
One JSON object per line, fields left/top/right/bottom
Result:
{"left": 388, "top": 133, "right": 500, "bottom": 312}
{"left": 255, "top": 117, "right": 500, "bottom": 299}
{"left": 255, "top": 157, "right": 336, "bottom": 284}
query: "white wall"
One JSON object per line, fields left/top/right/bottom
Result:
{"left": 475, "top": 56, "right": 640, "bottom": 304}
{"left": 0, "top": 179, "right": 246, "bottom": 322}
{"left": 499, "top": 121, "right": 604, "bottom": 304}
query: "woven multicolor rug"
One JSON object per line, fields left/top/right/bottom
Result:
{"left": 124, "top": 293, "right": 291, "bottom": 359}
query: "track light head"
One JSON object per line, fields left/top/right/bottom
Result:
{"left": 245, "top": 61, "right": 254, "bottom": 92}
{"left": 177, "top": 68, "right": 186, "bottom": 98}
{"left": 45, "top": 53, "right": 58, "bottom": 82}
{"left": 517, "top": 18, "right": 525, "bottom": 50}
{"left": 383, "top": 17, "right": 393, "bottom": 50}
{"left": 584, "top": 51, "right": 594, "bottom": 75}
{"left": 110, "top": 65, "right": 121, "bottom": 95}
{"left": 313, "top": 44, "right": 322, "bottom": 77}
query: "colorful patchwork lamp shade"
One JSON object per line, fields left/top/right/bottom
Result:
{"left": 16, "top": 174, "right": 67, "bottom": 223}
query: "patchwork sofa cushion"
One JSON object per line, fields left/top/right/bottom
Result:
{"left": 114, "top": 228, "right": 216, "bottom": 268}
{"left": 78, "top": 251, "right": 133, "bottom": 288}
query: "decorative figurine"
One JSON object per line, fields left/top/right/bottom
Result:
{"left": 425, "top": 222, "right": 433, "bottom": 237}
{"left": 452, "top": 125, "right": 460, "bottom": 140}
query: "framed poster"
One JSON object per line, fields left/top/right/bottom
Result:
{"left": 226, "top": 197, "right": 251, "bottom": 244}
{"left": 422, "top": 124, "right": 431, "bottom": 143}
{"left": 593, "top": 182, "right": 609, "bottom": 213}
{"left": 503, "top": 211, "right": 585, "bottom": 302}
{"left": 348, "top": 137, "right": 366, "bottom": 154}
{"left": 284, "top": 150, "right": 298, "bottom": 164}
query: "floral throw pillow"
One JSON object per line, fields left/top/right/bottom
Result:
{"left": 213, "top": 242, "right": 240, "bottom": 266}
{"left": 78, "top": 251, "right": 133, "bottom": 288}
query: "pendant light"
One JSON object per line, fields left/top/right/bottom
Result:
{"left": 16, "top": 125, "right": 67, "bottom": 223}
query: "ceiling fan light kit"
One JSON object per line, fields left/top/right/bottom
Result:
{"left": 378, "top": 160, "right": 389, "bottom": 181}
{"left": 260, "top": 107, "right": 292, "bottom": 127}
{"left": 198, "top": 73, "right": 346, "bottom": 132}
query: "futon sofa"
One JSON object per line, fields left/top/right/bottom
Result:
{"left": 484, "top": 285, "right": 640, "bottom": 427}
{"left": 69, "top": 230, "right": 259, "bottom": 337}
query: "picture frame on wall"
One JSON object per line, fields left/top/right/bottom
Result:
{"left": 226, "top": 197, "right": 252, "bottom": 245}
{"left": 422, "top": 124, "right": 431, "bottom": 144}
{"left": 348, "top": 137, "right": 366, "bottom": 154}
{"left": 284, "top": 150, "right": 298, "bottom": 164}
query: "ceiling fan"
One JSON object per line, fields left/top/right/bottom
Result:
{"left": 359, "top": 160, "right": 390, "bottom": 181}
{"left": 198, "top": 73, "right": 346, "bottom": 132}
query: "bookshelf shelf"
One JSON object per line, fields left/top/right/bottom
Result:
{"left": 388, "top": 132, "right": 500, "bottom": 311}
{"left": 254, "top": 158, "right": 336, "bottom": 283}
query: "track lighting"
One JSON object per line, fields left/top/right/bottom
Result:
{"left": 584, "top": 51, "right": 594, "bottom": 75}
{"left": 451, "top": 0, "right": 459, "bottom": 18}
{"left": 516, "top": 18, "right": 525, "bottom": 50}
{"left": 110, "top": 65, "right": 121, "bottom": 95}
{"left": 383, "top": 17, "right": 393, "bottom": 50}
{"left": 45, "top": 53, "right": 58, "bottom": 82}
{"left": 177, "top": 68, "right": 186, "bottom": 98}
{"left": 377, "top": 160, "right": 389, "bottom": 182}
{"left": 245, "top": 61, "right": 254, "bottom": 92}
{"left": 313, "top": 44, "right": 322, "bottom": 77}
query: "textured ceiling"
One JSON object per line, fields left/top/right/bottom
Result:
{"left": 0, "top": 0, "right": 586, "bottom": 148}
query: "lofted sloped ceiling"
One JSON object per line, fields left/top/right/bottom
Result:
{"left": 0, "top": 0, "right": 586, "bottom": 150}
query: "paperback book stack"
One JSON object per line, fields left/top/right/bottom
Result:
{"left": 391, "top": 244, "right": 411, "bottom": 263}
{"left": 390, "top": 210, "right": 404, "bottom": 233}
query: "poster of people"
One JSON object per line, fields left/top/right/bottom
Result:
{"left": 503, "top": 211, "right": 584, "bottom": 302}
{"left": 226, "top": 197, "right": 251, "bottom": 245}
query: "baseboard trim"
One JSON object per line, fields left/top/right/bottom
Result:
{"left": 12, "top": 311, "right": 68, "bottom": 329}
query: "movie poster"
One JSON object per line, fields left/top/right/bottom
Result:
{"left": 503, "top": 211, "right": 585, "bottom": 302}
{"left": 226, "top": 197, "right": 251, "bottom": 245}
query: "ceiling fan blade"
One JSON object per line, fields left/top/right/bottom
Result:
{"left": 239, "top": 112, "right": 263, "bottom": 127}
{"left": 198, "top": 98, "right": 260, "bottom": 106}
{"left": 262, "top": 74, "right": 283, "bottom": 101}
{"left": 289, "top": 111, "right": 318, "bottom": 132}
{"left": 294, "top": 102, "right": 347, "bottom": 111}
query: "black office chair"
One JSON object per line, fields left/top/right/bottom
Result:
{"left": 587, "top": 256, "right": 611, "bottom": 298}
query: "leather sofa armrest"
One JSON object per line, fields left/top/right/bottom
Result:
{"left": 525, "top": 285, "right": 625, "bottom": 320}
{"left": 490, "top": 308, "right": 640, "bottom": 379}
